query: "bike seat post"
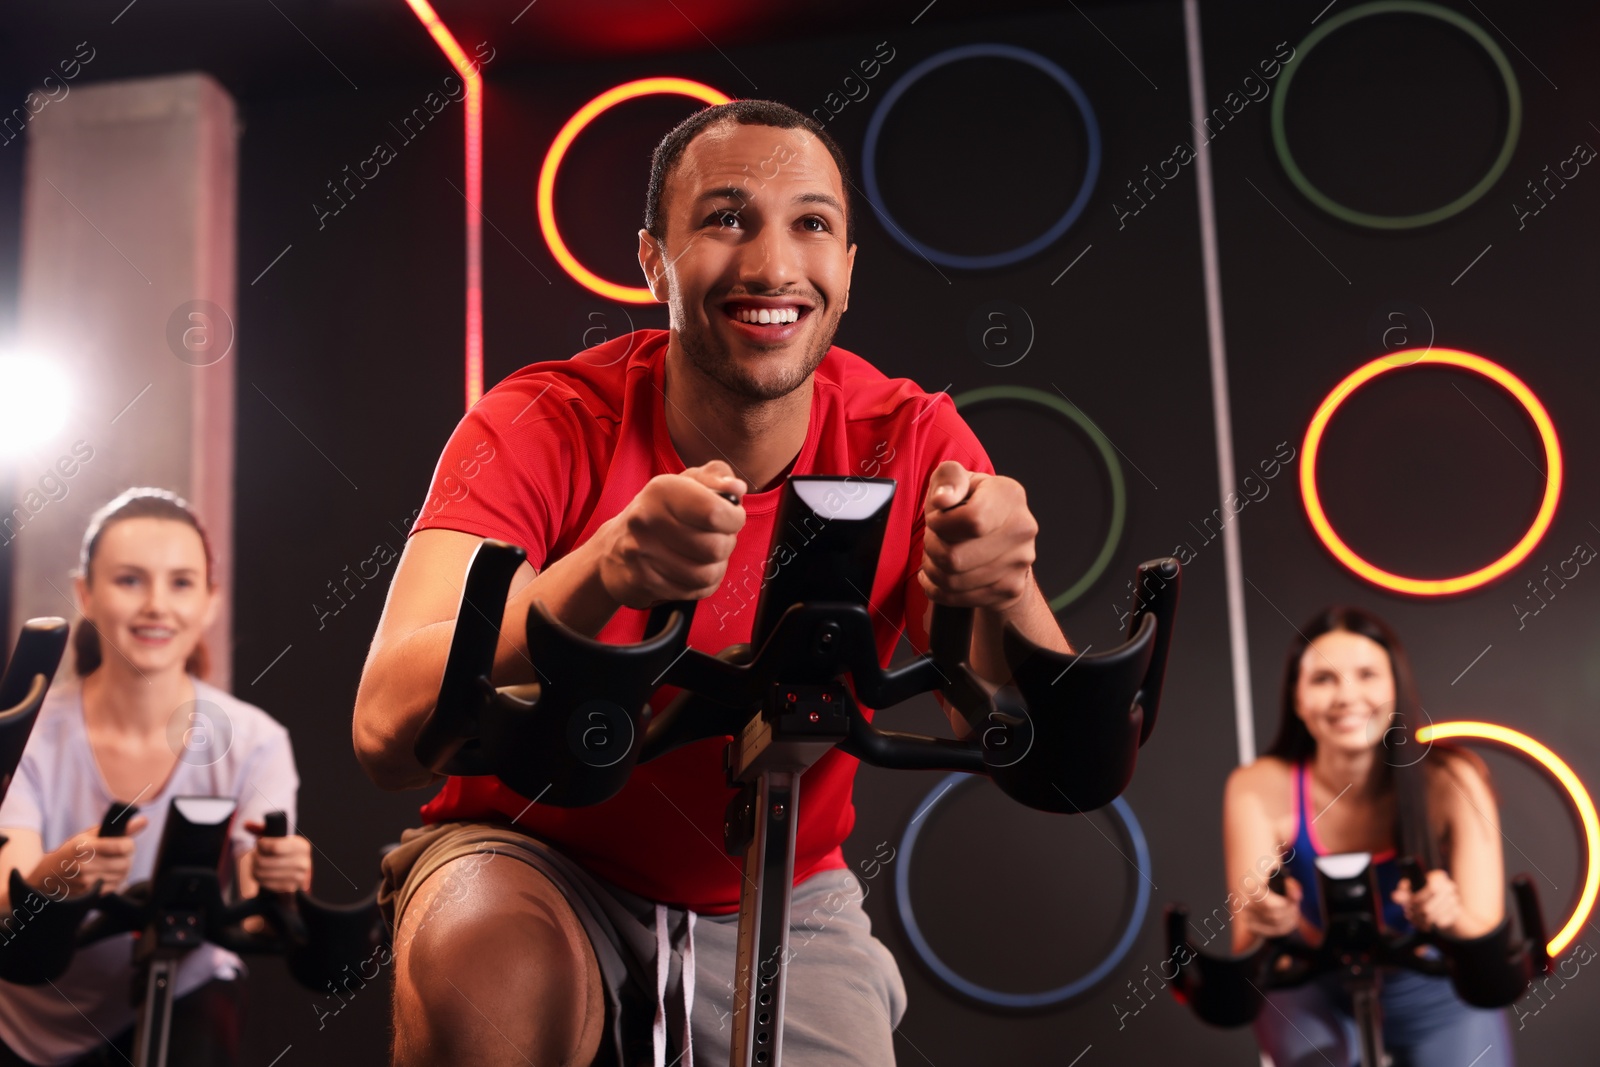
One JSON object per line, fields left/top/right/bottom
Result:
{"left": 724, "top": 682, "right": 851, "bottom": 1067}
{"left": 1348, "top": 982, "right": 1388, "bottom": 1067}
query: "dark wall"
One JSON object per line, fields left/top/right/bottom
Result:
{"left": 4, "top": 0, "right": 1597, "bottom": 1061}
{"left": 1208, "top": 4, "right": 1600, "bottom": 1060}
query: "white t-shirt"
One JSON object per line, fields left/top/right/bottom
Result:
{"left": 0, "top": 676, "right": 299, "bottom": 1065}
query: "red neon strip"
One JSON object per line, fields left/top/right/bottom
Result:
{"left": 404, "top": 0, "right": 484, "bottom": 410}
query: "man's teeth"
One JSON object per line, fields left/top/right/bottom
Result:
{"left": 731, "top": 307, "right": 800, "bottom": 325}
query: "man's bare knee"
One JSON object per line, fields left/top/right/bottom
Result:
{"left": 391, "top": 854, "right": 604, "bottom": 1066}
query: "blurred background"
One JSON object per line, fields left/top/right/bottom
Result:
{"left": 0, "top": 0, "right": 1596, "bottom": 1062}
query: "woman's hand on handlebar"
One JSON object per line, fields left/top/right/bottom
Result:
{"left": 243, "top": 822, "right": 314, "bottom": 894}
{"left": 34, "top": 815, "right": 148, "bottom": 899}
{"left": 1240, "top": 874, "right": 1303, "bottom": 941}
{"left": 598, "top": 461, "right": 747, "bottom": 610}
{"left": 1393, "top": 869, "right": 1463, "bottom": 935}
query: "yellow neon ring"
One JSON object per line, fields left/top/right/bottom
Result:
{"left": 1300, "top": 349, "right": 1561, "bottom": 595}
{"left": 537, "top": 78, "right": 732, "bottom": 304}
{"left": 1417, "top": 721, "right": 1598, "bottom": 957}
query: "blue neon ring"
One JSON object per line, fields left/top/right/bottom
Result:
{"left": 893, "top": 772, "right": 1151, "bottom": 1009}
{"left": 862, "top": 44, "right": 1102, "bottom": 270}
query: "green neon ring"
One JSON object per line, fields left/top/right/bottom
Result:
{"left": 1270, "top": 0, "right": 1522, "bottom": 230}
{"left": 953, "top": 386, "right": 1126, "bottom": 611}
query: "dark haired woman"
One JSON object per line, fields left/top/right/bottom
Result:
{"left": 0, "top": 489, "right": 312, "bottom": 1066}
{"left": 1223, "top": 606, "right": 1512, "bottom": 1067}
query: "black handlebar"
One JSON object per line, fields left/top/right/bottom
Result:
{"left": 0, "top": 798, "right": 386, "bottom": 995}
{"left": 0, "top": 618, "right": 70, "bottom": 811}
{"left": 1165, "top": 853, "right": 1550, "bottom": 1027}
{"left": 0, "top": 620, "right": 384, "bottom": 1010}
{"left": 99, "top": 801, "right": 138, "bottom": 839}
{"left": 0, "top": 617, "right": 69, "bottom": 714}
{"left": 413, "top": 475, "right": 1180, "bottom": 815}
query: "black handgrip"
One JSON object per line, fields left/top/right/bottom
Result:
{"left": 989, "top": 609, "right": 1158, "bottom": 813}
{"left": 645, "top": 601, "right": 698, "bottom": 643}
{"left": 484, "top": 594, "right": 699, "bottom": 807}
{"left": 0, "top": 618, "right": 70, "bottom": 809}
{"left": 282, "top": 890, "right": 388, "bottom": 992}
{"left": 0, "top": 617, "right": 69, "bottom": 713}
{"left": 1161, "top": 902, "right": 1273, "bottom": 1027}
{"left": 1268, "top": 865, "right": 1287, "bottom": 897}
{"left": 1165, "top": 905, "right": 1192, "bottom": 973}
{"left": 1129, "top": 557, "right": 1179, "bottom": 746}
{"left": 1401, "top": 857, "right": 1428, "bottom": 893}
{"left": 247, "top": 809, "right": 306, "bottom": 944}
{"left": 0, "top": 870, "right": 102, "bottom": 984}
{"left": 928, "top": 603, "right": 974, "bottom": 671}
{"left": 1436, "top": 915, "right": 1536, "bottom": 1008}
{"left": 1512, "top": 875, "right": 1549, "bottom": 974}
{"left": 99, "top": 801, "right": 138, "bottom": 838}
{"left": 415, "top": 539, "right": 528, "bottom": 774}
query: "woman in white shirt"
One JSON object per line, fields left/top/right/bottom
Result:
{"left": 0, "top": 488, "right": 312, "bottom": 1066}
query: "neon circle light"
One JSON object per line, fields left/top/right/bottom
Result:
{"left": 1300, "top": 348, "right": 1561, "bottom": 595}
{"left": 538, "top": 78, "right": 732, "bottom": 304}
{"left": 1416, "top": 721, "right": 1598, "bottom": 958}
{"left": 954, "top": 386, "right": 1125, "bottom": 611}
{"left": 894, "top": 773, "right": 1151, "bottom": 1008}
{"left": 1270, "top": 1, "right": 1522, "bottom": 230}
{"left": 863, "top": 44, "right": 1101, "bottom": 269}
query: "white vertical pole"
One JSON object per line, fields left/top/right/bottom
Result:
{"left": 1182, "top": 0, "right": 1256, "bottom": 766}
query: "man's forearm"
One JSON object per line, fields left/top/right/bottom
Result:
{"left": 353, "top": 619, "right": 459, "bottom": 790}
{"left": 506, "top": 534, "right": 625, "bottom": 655}
{"left": 355, "top": 533, "right": 626, "bottom": 791}
{"left": 968, "top": 568, "right": 1070, "bottom": 689}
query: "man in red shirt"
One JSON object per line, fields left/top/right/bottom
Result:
{"left": 354, "top": 99, "right": 1069, "bottom": 1066}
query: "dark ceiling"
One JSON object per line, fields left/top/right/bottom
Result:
{"left": 0, "top": 0, "right": 1085, "bottom": 101}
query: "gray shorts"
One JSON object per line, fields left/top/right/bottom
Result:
{"left": 379, "top": 820, "right": 907, "bottom": 1066}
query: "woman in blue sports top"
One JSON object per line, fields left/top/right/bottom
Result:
{"left": 1222, "top": 606, "right": 1514, "bottom": 1067}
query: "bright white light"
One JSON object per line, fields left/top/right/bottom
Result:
{"left": 0, "top": 353, "right": 73, "bottom": 457}
{"left": 173, "top": 796, "right": 238, "bottom": 825}
{"left": 1315, "top": 852, "right": 1373, "bottom": 880}
{"left": 794, "top": 479, "right": 895, "bottom": 521}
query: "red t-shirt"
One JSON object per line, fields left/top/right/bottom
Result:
{"left": 411, "top": 329, "right": 994, "bottom": 912}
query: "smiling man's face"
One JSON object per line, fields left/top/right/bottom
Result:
{"left": 639, "top": 121, "right": 856, "bottom": 403}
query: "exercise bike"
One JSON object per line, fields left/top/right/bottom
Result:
{"left": 0, "top": 624, "right": 389, "bottom": 1067}
{"left": 1164, "top": 746, "right": 1549, "bottom": 1067}
{"left": 413, "top": 474, "right": 1183, "bottom": 1067}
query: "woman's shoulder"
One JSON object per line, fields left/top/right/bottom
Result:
{"left": 1223, "top": 757, "right": 1298, "bottom": 846}
{"left": 5, "top": 678, "right": 86, "bottom": 774}
{"left": 1225, "top": 755, "right": 1299, "bottom": 813}
{"left": 1420, "top": 743, "right": 1493, "bottom": 798}
{"left": 37, "top": 674, "right": 81, "bottom": 710}
{"left": 1227, "top": 754, "right": 1296, "bottom": 791}
{"left": 31, "top": 676, "right": 85, "bottom": 739}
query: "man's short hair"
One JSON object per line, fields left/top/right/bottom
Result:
{"left": 643, "top": 99, "right": 856, "bottom": 247}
